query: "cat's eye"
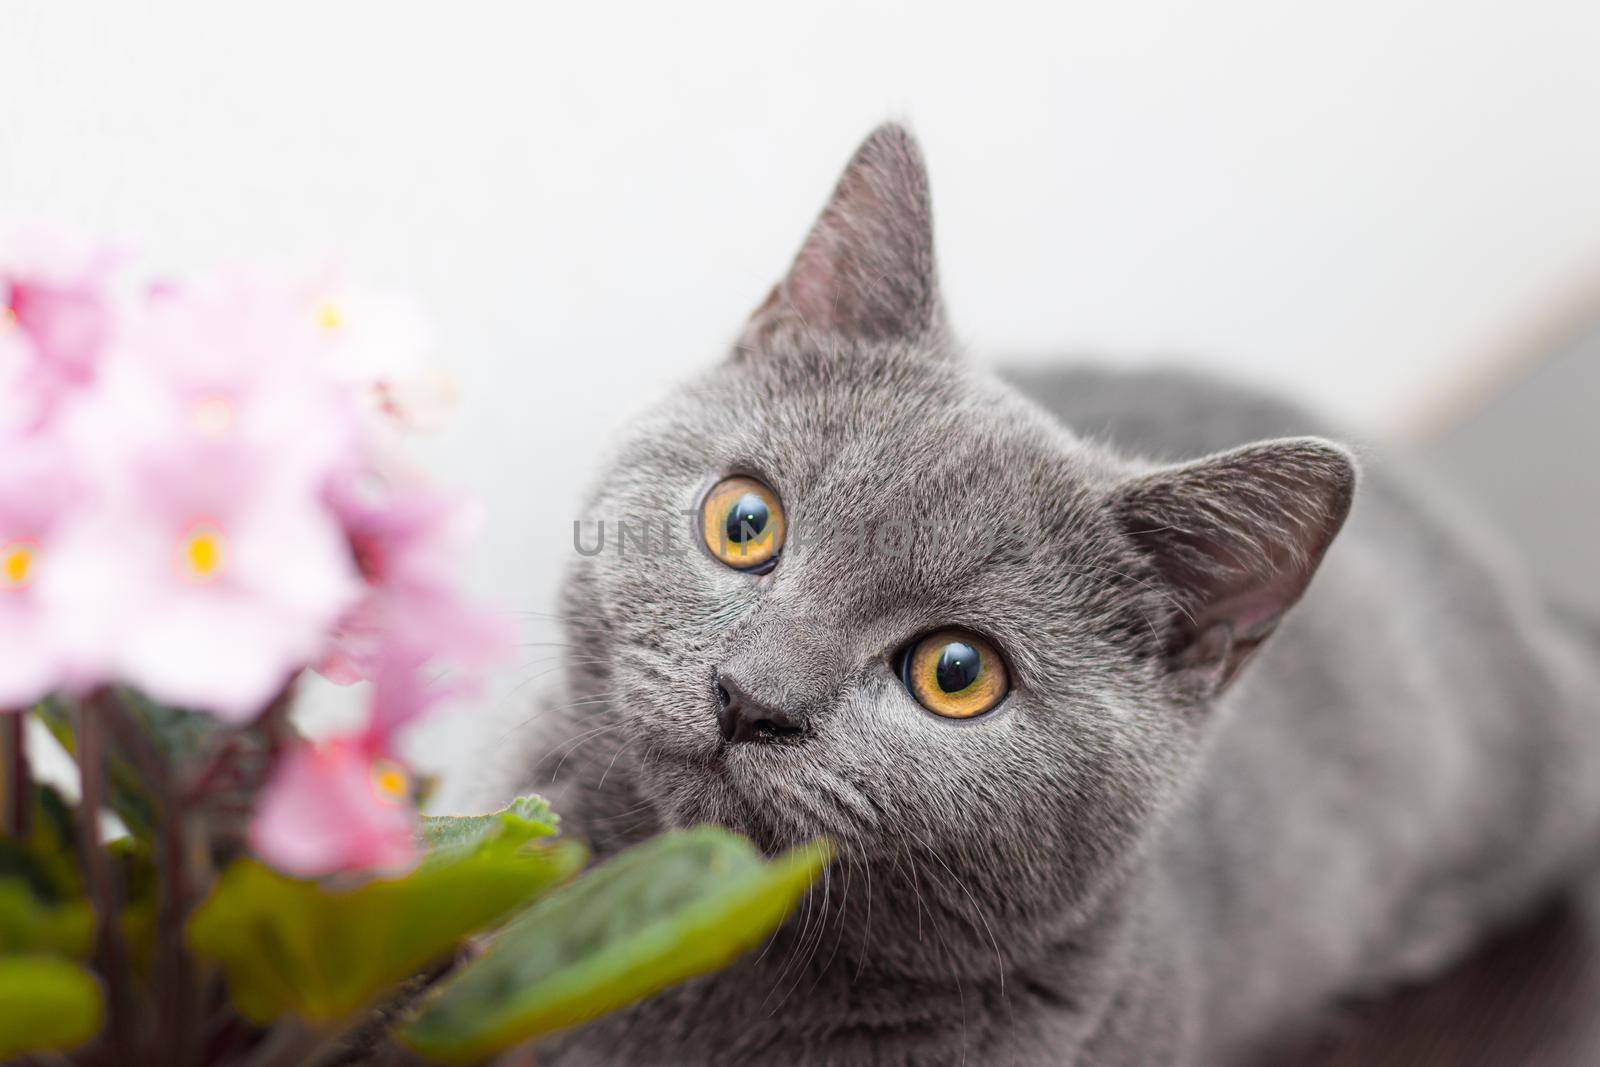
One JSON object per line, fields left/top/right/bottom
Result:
{"left": 701, "top": 475, "right": 787, "bottom": 572}
{"left": 901, "top": 629, "right": 1009, "bottom": 719}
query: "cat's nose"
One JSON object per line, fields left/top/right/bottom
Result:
{"left": 714, "top": 674, "right": 808, "bottom": 745}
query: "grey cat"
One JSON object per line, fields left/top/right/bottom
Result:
{"left": 505, "top": 125, "right": 1600, "bottom": 1065}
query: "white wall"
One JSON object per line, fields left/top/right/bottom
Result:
{"left": 6, "top": 1, "right": 1600, "bottom": 805}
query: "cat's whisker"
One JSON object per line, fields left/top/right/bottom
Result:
{"left": 765, "top": 854, "right": 830, "bottom": 1010}
{"left": 884, "top": 833, "right": 973, "bottom": 1053}
{"left": 906, "top": 827, "right": 1009, "bottom": 1015}
{"left": 891, "top": 835, "right": 927, "bottom": 947}
{"left": 596, "top": 733, "right": 641, "bottom": 791}
{"left": 581, "top": 797, "right": 657, "bottom": 828}
{"left": 899, "top": 834, "right": 970, "bottom": 1067}
{"left": 768, "top": 857, "right": 834, "bottom": 1014}
{"left": 751, "top": 882, "right": 791, "bottom": 967}
{"left": 761, "top": 885, "right": 813, "bottom": 1003}
{"left": 503, "top": 654, "right": 610, "bottom": 676}
{"left": 495, "top": 689, "right": 621, "bottom": 742}
{"left": 494, "top": 663, "right": 614, "bottom": 715}
{"left": 546, "top": 720, "right": 633, "bottom": 784}
{"left": 801, "top": 850, "right": 854, "bottom": 1000}
{"left": 507, "top": 607, "right": 618, "bottom": 625}
{"left": 854, "top": 854, "right": 874, "bottom": 983}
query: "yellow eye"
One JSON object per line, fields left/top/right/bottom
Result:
{"left": 902, "top": 629, "right": 1009, "bottom": 718}
{"left": 701, "top": 475, "right": 786, "bottom": 572}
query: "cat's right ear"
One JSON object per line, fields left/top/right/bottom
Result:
{"left": 738, "top": 123, "right": 947, "bottom": 355}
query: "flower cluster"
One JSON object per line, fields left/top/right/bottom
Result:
{"left": 1, "top": 228, "right": 507, "bottom": 877}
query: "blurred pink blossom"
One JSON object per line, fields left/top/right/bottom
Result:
{"left": 302, "top": 278, "right": 458, "bottom": 432}
{"left": 1, "top": 228, "right": 120, "bottom": 430}
{"left": 248, "top": 732, "right": 418, "bottom": 877}
{"left": 0, "top": 432, "right": 93, "bottom": 707}
{"left": 45, "top": 279, "right": 364, "bottom": 720}
{"left": 361, "top": 641, "right": 472, "bottom": 747}
{"left": 3, "top": 230, "right": 509, "bottom": 876}
{"left": 317, "top": 469, "right": 510, "bottom": 688}
{"left": 0, "top": 324, "right": 40, "bottom": 430}
{"left": 251, "top": 647, "right": 456, "bottom": 876}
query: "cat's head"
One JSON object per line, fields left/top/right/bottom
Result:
{"left": 560, "top": 125, "right": 1354, "bottom": 964}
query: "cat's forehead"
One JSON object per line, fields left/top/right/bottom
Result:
{"left": 696, "top": 348, "right": 1092, "bottom": 493}
{"left": 634, "top": 349, "right": 1120, "bottom": 591}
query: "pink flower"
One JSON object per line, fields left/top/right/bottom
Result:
{"left": 361, "top": 641, "right": 470, "bottom": 745}
{"left": 0, "top": 431, "right": 92, "bottom": 707}
{"left": 248, "top": 732, "right": 418, "bottom": 877}
{"left": 1, "top": 228, "right": 120, "bottom": 430}
{"left": 250, "top": 648, "right": 457, "bottom": 877}
{"left": 301, "top": 279, "right": 457, "bottom": 432}
{"left": 0, "top": 325, "right": 41, "bottom": 431}
{"left": 44, "top": 279, "right": 364, "bottom": 720}
{"left": 316, "top": 468, "right": 509, "bottom": 688}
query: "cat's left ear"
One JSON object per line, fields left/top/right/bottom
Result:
{"left": 740, "top": 123, "right": 947, "bottom": 353}
{"left": 1111, "top": 437, "right": 1358, "bottom": 699}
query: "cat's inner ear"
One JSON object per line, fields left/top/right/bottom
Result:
{"left": 741, "top": 123, "right": 946, "bottom": 352}
{"left": 1111, "top": 437, "right": 1358, "bottom": 698}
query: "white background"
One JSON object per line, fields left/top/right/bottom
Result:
{"left": 5, "top": 2, "right": 1600, "bottom": 806}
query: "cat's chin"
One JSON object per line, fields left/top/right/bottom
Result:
{"left": 641, "top": 745, "right": 829, "bottom": 856}
{"left": 661, "top": 792, "right": 798, "bottom": 857}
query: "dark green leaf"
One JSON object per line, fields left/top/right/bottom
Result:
{"left": 117, "top": 689, "right": 232, "bottom": 763}
{"left": 402, "top": 828, "right": 831, "bottom": 1063}
{"left": 188, "top": 837, "right": 586, "bottom": 1025}
{"left": 0, "top": 784, "right": 82, "bottom": 902}
{"left": 0, "top": 956, "right": 104, "bottom": 1057}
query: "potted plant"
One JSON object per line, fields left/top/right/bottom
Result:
{"left": 0, "top": 231, "right": 825, "bottom": 1066}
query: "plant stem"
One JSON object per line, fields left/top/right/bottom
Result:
{"left": 157, "top": 803, "right": 195, "bottom": 1066}
{"left": 1, "top": 710, "right": 30, "bottom": 837}
{"left": 240, "top": 1020, "right": 359, "bottom": 1067}
{"left": 258, "top": 680, "right": 298, "bottom": 762}
{"left": 94, "top": 690, "right": 203, "bottom": 1067}
{"left": 311, "top": 957, "right": 457, "bottom": 1067}
{"left": 74, "top": 697, "right": 136, "bottom": 1057}
{"left": 238, "top": 1023, "right": 310, "bottom": 1067}
{"left": 491, "top": 1045, "right": 540, "bottom": 1067}
{"left": 182, "top": 736, "right": 243, "bottom": 804}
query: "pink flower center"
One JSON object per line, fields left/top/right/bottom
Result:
{"left": 177, "top": 523, "right": 227, "bottom": 584}
{"left": 1, "top": 540, "right": 37, "bottom": 590}
{"left": 190, "top": 394, "right": 235, "bottom": 436}
{"left": 315, "top": 301, "right": 343, "bottom": 332}
{"left": 370, "top": 758, "right": 409, "bottom": 805}
{"left": 1, "top": 305, "right": 16, "bottom": 332}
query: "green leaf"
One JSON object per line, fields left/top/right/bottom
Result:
{"left": 0, "top": 784, "right": 83, "bottom": 903}
{"left": 0, "top": 879, "right": 93, "bottom": 958}
{"left": 402, "top": 828, "right": 831, "bottom": 1063}
{"left": 420, "top": 794, "right": 559, "bottom": 860}
{"left": 188, "top": 836, "right": 586, "bottom": 1025}
{"left": 0, "top": 956, "right": 104, "bottom": 1057}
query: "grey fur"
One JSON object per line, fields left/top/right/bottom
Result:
{"left": 503, "top": 125, "right": 1600, "bottom": 1065}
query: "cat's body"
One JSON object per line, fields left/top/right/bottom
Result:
{"left": 504, "top": 128, "right": 1600, "bottom": 1065}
